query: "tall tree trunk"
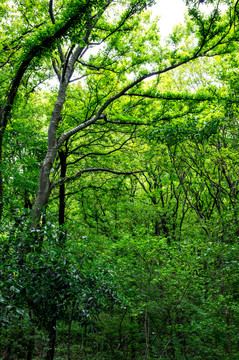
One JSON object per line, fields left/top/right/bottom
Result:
{"left": 144, "top": 306, "right": 149, "bottom": 360}
{"left": 155, "top": 219, "right": 160, "bottom": 236}
{"left": 0, "top": 132, "right": 3, "bottom": 222}
{"left": 0, "top": 8, "right": 87, "bottom": 221}
{"left": 45, "top": 317, "right": 57, "bottom": 360}
{"left": 59, "top": 148, "right": 67, "bottom": 244}
{"left": 30, "top": 44, "right": 87, "bottom": 228}
{"left": 67, "top": 301, "right": 75, "bottom": 360}
{"left": 31, "top": 81, "right": 68, "bottom": 227}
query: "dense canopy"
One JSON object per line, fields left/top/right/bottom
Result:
{"left": 0, "top": 0, "right": 239, "bottom": 359}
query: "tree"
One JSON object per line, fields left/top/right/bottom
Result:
{"left": 1, "top": 0, "right": 238, "bottom": 225}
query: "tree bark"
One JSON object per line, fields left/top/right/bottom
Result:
{"left": 0, "top": 2, "right": 92, "bottom": 223}
{"left": 31, "top": 81, "right": 68, "bottom": 227}
{"left": 59, "top": 148, "right": 67, "bottom": 244}
{"left": 59, "top": 149, "right": 67, "bottom": 227}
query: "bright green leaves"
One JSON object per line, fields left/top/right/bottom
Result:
{"left": 78, "top": 11, "right": 162, "bottom": 81}
{"left": 153, "top": 116, "right": 220, "bottom": 146}
{"left": 1, "top": 0, "right": 239, "bottom": 358}
{"left": 186, "top": 0, "right": 239, "bottom": 56}
{"left": 2, "top": 91, "right": 48, "bottom": 217}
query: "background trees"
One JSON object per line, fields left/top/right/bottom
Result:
{"left": 1, "top": 0, "right": 239, "bottom": 359}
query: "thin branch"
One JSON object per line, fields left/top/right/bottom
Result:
{"left": 52, "top": 58, "right": 61, "bottom": 81}
{"left": 2, "top": 22, "right": 44, "bottom": 52}
{"left": 62, "top": 45, "right": 76, "bottom": 81}
{"left": 103, "top": 117, "right": 149, "bottom": 126}
{"left": 26, "top": 76, "right": 52, "bottom": 95}
{"left": 67, "top": 129, "right": 136, "bottom": 166}
{"left": 0, "top": 1, "right": 93, "bottom": 129}
{"left": 77, "top": 59, "right": 122, "bottom": 74}
{"left": 58, "top": 114, "right": 107, "bottom": 146}
{"left": 49, "top": 0, "right": 56, "bottom": 24}
{"left": 51, "top": 168, "right": 144, "bottom": 188}
{"left": 69, "top": 75, "right": 87, "bottom": 83}
{"left": 124, "top": 92, "right": 213, "bottom": 102}
{"left": 88, "top": 4, "right": 139, "bottom": 46}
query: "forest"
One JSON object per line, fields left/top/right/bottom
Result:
{"left": 0, "top": 0, "right": 239, "bottom": 359}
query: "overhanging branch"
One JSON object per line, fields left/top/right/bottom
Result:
{"left": 0, "top": 0, "right": 93, "bottom": 129}
{"left": 51, "top": 168, "right": 144, "bottom": 188}
{"left": 124, "top": 92, "right": 214, "bottom": 101}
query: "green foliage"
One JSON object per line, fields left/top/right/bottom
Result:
{"left": 1, "top": 0, "right": 239, "bottom": 359}
{"left": 151, "top": 116, "right": 220, "bottom": 146}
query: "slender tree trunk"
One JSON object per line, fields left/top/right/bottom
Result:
{"left": 144, "top": 306, "right": 149, "bottom": 360}
{"left": 59, "top": 148, "right": 67, "bottom": 244}
{"left": 168, "top": 316, "right": 176, "bottom": 360}
{"left": 0, "top": 132, "right": 4, "bottom": 222}
{"left": 59, "top": 150, "right": 67, "bottom": 226}
{"left": 31, "top": 81, "right": 68, "bottom": 227}
{"left": 67, "top": 301, "right": 75, "bottom": 360}
{"left": 129, "top": 316, "right": 136, "bottom": 360}
{"left": 225, "top": 307, "right": 231, "bottom": 360}
{"left": 155, "top": 219, "right": 160, "bottom": 236}
{"left": 118, "top": 307, "right": 127, "bottom": 359}
{"left": 45, "top": 317, "right": 57, "bottom": 360}
{"left": 30, "top": 44, "right": 88, "bottom": 227}
{"left": 0, "top": 11, "right": 85, "bottom": 222}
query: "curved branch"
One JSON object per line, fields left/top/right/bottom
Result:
{"left": 58, "top": 114, "right": 107, "bottom": 147}
{"left": 124, "top": 92, "right": 213, "bottom": 102}
{"left": 51, "top": 168, "right": 144, "bottom": 188}
{"left": 67, "top": 129, "right": 136, "bottom": 166}
{"left": 0, "top": 0, "right": 92, "bottom": 129}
